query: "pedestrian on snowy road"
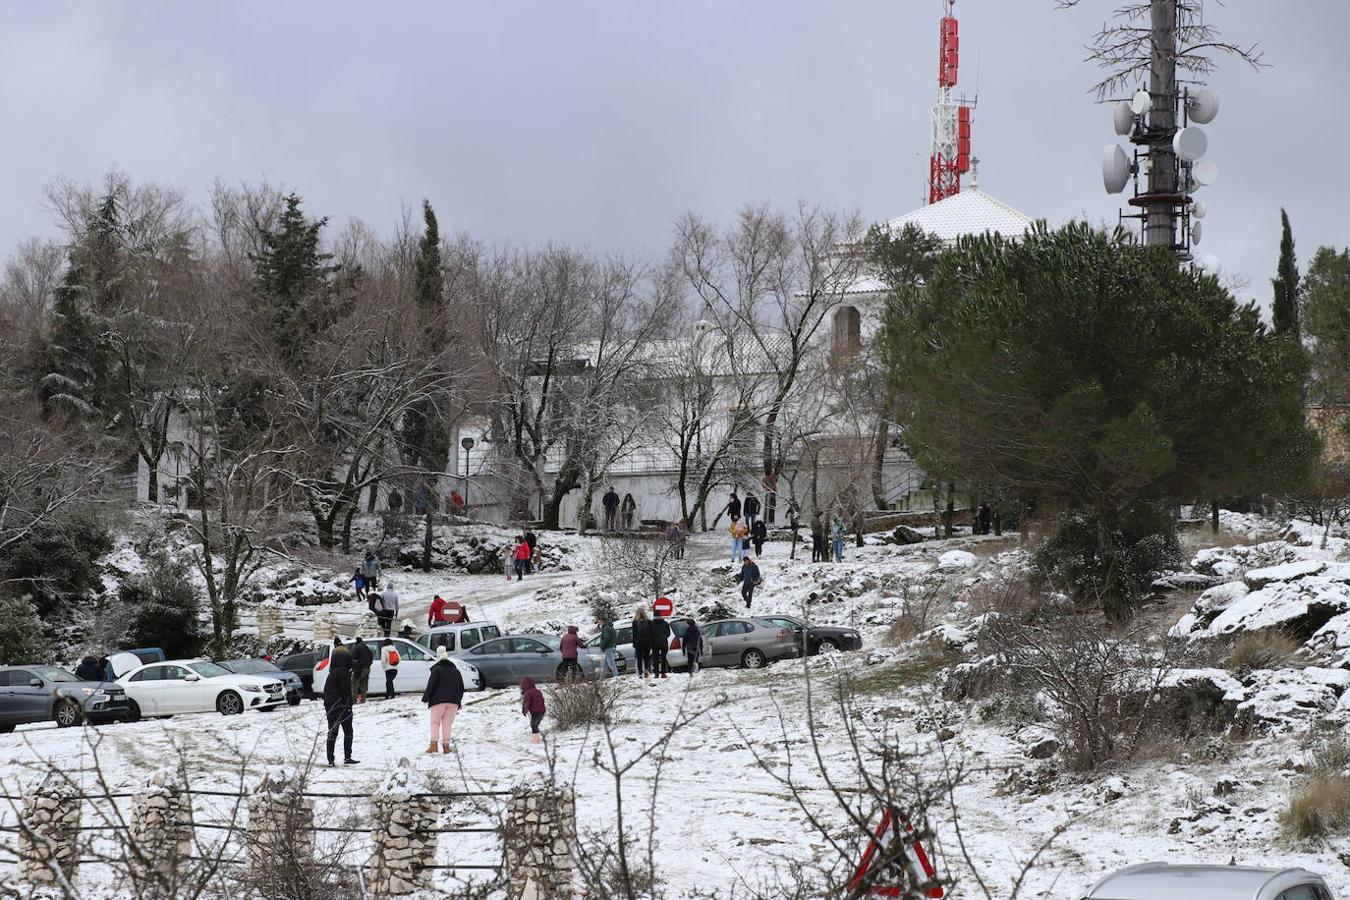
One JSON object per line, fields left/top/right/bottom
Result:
{"left": 724, "top": 490, "right": 741, "bottom": 522}
{"left": 372, "top": 583, "right": 399, "bottom": 637}
{"left": 621, "top": 493, "right": 637, "bottom": 530}
{"left": 743, "top": 492, "right": 760, "bottom": 528}
{"left": 559, "top": 625, "right": 583, "bottom": 680}
{"left": 632, "top": 608, "right": 654, "bottom": 678}
{"left": 351, "top": 637, "right": 374, "bottom": 704}
{"left": 667, "top": 520, "right": 686, "bottom": 560}
{"left": 681, "top": 618, "right": 703, "bottom": 675}
{"left": 323, "top": 637, "right": 358, "bottom": 766}
{"left": 597, "top": 617, "right": 619, "bottom": 677}
{"left": 750, "top": 518, "right": 767, "bottom": 557}
{"left": 729, "top": 517, "right": 748, "bottom": 563}
{"left": 811, "top": 512, "right": 825, "bottom": 563}
{"left": 513, "top": 536, "right": 531, "bottom": 581}
{"left": 650, "top": 613, "right": 671, "bottom": 679}
{"left": 524, "top": 528, "right": 538, "bottom": 573}
{"left": 361, "top": 550, "right": 380, "bottom": 592}
{"left": 351, "top": 568, "right": 367, "bottom": 600}
{"left": 830, "top": 517, "right": 846, "bottom": 562}
{"left": 602, "top": 487, "right": 621, "bottom": 532}
{"left": 379, "top": 638, "right": 399, "bottom": 700}
{"left": 521, "top": 676, "right": 546, "bottom": 744}
{"left": 422, "top": 646, "right": 464, "bottom": 754}
{"left": 738, "top": 557, "right": 762, "bottom": 609}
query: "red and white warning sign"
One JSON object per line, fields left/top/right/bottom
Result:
{"left": 443, "top": 600, "right": 466, "bottom": 623}
{"left": 652, "top": 596, "right": 674, "bottom": 618}
{"left": 848, "top": 807, "right": 944, "bottom": 898}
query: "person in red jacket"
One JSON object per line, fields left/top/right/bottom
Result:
{"left": 513, "top": 536, "right": 531, "bottom": 581}
{"left": 428, "top": 595, "right": 449, "bottom": 628}
{"left": 520, "top": 676, "right": 546, "bottom": 744}
{"left": 559, "top": 625, "right": 583, "bottom": 680}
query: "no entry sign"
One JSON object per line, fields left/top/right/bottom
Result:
{"left": 444, "top": 600, "right": 465, "bottom": 623}
{"left": 652, "top": 597, "right": 674, "bottom": 618}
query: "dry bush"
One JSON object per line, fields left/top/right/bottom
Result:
{"left": 1225, "top": 631, "right": 1302, "bottom": 674}
{"left": 548, "top": 676, "right": 625, "bottom": 731}
{"left": 1282, "top": 775, "right": 1350, "bottom": 841}
{"left": 884, "top": 575, "right": 949, "bottom": 644}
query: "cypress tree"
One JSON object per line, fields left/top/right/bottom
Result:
{"left": 1272, "top": 208, "right": 1301, "bottom": 339}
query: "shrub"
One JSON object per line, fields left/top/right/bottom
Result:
{"left": 120, "top": 552, "right": 205, "bottom": 658}
{"left": 1033, "top": 503, "right": 1181, "bottom": 620}
{"left": 0, "top": 508, "right": 112, "bottom": 615}
{"left": 1282, "top": 775, "right": 1350, "bottom": 841}
{"left": 0, "top": 594, "right": 52, "bottom": 664}
{"left": 586, "top": 592, "right": 620, "bottom": 626}
{"left": 1225, "top": 631, "right": 1302, "bottom": 674}
{"left": 548, "top": 677, "right": 624, "bottom": 731}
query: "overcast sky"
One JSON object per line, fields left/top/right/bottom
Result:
{"left": 1, "top": 1, "right": 1346, "bottom": 307}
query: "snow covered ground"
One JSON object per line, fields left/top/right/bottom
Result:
{"left": 9, "top": 515, "right": 1350, "bottom": 897}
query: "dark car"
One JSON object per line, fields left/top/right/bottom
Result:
{"left": 276, "top": 651, "right": 322, "bottom": 699}
{"left": 0, "top": 665, "right": 134, "bottom": 732}
{"left": 219, "top": 659, "right": 304, "bottom": 705}
{"left": 760, "top": 616, "right": 863, "bottom": 655}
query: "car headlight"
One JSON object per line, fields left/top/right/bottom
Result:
{"left": 80, "top": 688, "right": 95, "bottom": 697}
{"left": 240, "top": 684, "right": 263, "bottom": 693}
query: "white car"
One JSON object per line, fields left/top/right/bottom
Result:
{"left": 1082, "top": 863, "right": 1335, "bottom": 900}
{"left": 311, "top": 638, "right": 483, "bottom": 695}
{"left": 117, "top": 659, "right": 287, "bottom": 717}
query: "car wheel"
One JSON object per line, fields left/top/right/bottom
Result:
{"left": 216, "top": 691, "right": 244, "bottom": 716}
{"left": 741, "top": 648, "right": 767, "bottom": 669}
{"left": 54, "top": 699, "right": 83, "bottom": 728}
{"left": 818, "top": 638, "right": 841, "bottom": 654}
{"left": 123, "top": 702, "right": 141, "bottom": 724}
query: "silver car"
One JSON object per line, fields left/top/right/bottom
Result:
{"left": 456, "top": 633, "right": 619, "bottom": 688}
{"left": 703, "top": 618, "right": 801, "bottom": 670}
{"left": 1082, "top": 863, "right": 1335, "bottom": 900}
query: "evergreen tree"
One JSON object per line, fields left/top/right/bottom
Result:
{"left": 38, "top": 264, "right": 109, "bottom": 420}
{"left": 404, "top": 201, "right": 450, "bottom": 566}
{"left": 1272, "top": 208, "right": 1301, "bottom": 338}
{"left": 250, "top": 193, "right": 338, "bottom": 360}
{"left": 1304, "top": 245, "right": 1350, "bottom": 406}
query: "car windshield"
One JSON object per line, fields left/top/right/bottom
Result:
{"left": 532, "top": 635, "right": 562, "bottom": 650}
{"left": 226, "top": 660, "right": 277, "bottom": 674}
{"left": 34, "top": 666, "right": 79, "bottom": 683}
{"left": 186, "top": 661, "right": 232, "bottom": 678}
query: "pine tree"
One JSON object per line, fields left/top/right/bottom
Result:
{"left": 1272, "top": 208, "right": 1301, "bottom": 339}
{"left": 251, "top": 193, "right": 337, "bottom": 360}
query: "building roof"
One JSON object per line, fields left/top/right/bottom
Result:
{"left": 880, "top": 187, "right": 1034, "bottom": 244}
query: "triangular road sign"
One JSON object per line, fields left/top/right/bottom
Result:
{"left": 848, "top": 807, "right": 945, "bottom": 898}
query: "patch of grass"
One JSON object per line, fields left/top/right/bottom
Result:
{"left": 1282, "top": 775, "right": 1350, "bottom": 841}
{"left": 1225, "top": 631, "right": 1302, "bottom": 674}
{"left": 844, "top": 649, "right": 960, "bottom": 697}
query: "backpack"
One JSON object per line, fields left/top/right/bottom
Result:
{"left": 387, "top": 649, "right": 400, "bottom": 666}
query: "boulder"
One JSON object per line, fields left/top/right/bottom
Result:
{"left": 939, "top": 655, "right": 1005, "bottom": 701}
{"left": 937, "top": 550, "right": 978, "bottom": 571}
{"left": 1243, "top": 560, "right": 1327, "bottom": 590}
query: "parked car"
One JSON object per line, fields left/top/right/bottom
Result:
{"left": 0, "top": 665, "right": 133, "bottom": 732}
{"left": 218, "top": 658, "right": 304, "bottom": 705}
{"left": 457, "top": 633, "right": 620, "bottom": 688}
{"left": 311, "top": 638, "right": 483, "bottom": 696}
{"left": 277, "top": 650, "right": 322, "bottom": 698}
{"left": 107, "top": 648, "right": 167, "bottom": 679}
{"left": 610, "top": 620, "right": 708, "bottom": 672}
{"left": 117, "top": 659, "right": 287, "bottom": 717}
{"left": 758, "top": 615, "right": 862, "bottom": 655}
{"left": 1081, "top": 863, "right": 1335, "bottom": 900}
{"left": 702, "top": 618, "right": 801, "bottom": 669}
{"left": 416, "top": 622, "right": 504, "bottom": 654}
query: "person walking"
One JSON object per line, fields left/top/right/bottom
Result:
{"left": 520, "top": 677, "right": 546, "bottom": 744}
{"left": 978, "top": 502, "right": 992, "bottom": 536}
{"left": 666, "top": 519, "right": 686, "bottom": 560}
{"left": 729, "top": 517, "right": 749, "bottom": 563}
{"left": 372, "top": 583, "right": 399, "bottom": 637}
{"left": 738, "top": 556, "right": 762, "bottom": 609}
{"left": 323, "top": 637, "right": 358, "bottom": 766}
{"left": 559, "top": 625, "right": 583, "bottom": 680}
{"left": 632, "top": 608, "right": 654, "bottom": 679}
{"left": 602, "top": 487, "right": 621, "bottom": 532}
{"left": 681, "top": 618, "right": 703, "bottom": 676}
{"left": 360, "top": 550, "right": 380, "bottom": 592}
{"left": 597, "top": 617, "right": 619, "bottom": 677}
{"left": 724, "top": 490, "right": 742, "bottom": 522}
{"left": 811, "top": 512, "right": 825, "bottom": 563}
{"left": 503, "top": 542, "right": 514, "bottom": 581}
{"left": 350, "top": 636, "right": 374, "bottom": 704}
{"left": 523, "top": 528, "right": 538, "bottom": 573}
{"left": 621, "top": 493, "right": 637, "bottom": 531}
{"left": 379, "top": 638, "right": 400, "bottom": 700}
{"left": 750, "top": 518, "right": 767, "bottom": 557}
{"left": 830, "top": 516, "right": 846, "bottom": 562}
{"left": 743, "top": 491, "right": 761, "bottom": 528}
{"left": 650, "top": 613, "right": 671, "bottom": 678}
{"left": 351, "top": 567, "right": 367, "bottom": 601}
{"left": 513, "top": 536, "right": 531, "bottom": 581}
{"left": 422, "top": 646, "right": 464, "bottom": 754}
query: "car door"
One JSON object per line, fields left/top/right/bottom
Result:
{"left": 713, "top": 621, "right": 754, "bottom": 665}
{"left": 392, "top": 640, "right": 432, "bottom": 693}
{"left": 510, "top": 638, "right": 556, "bottom": 681}
{"left": 6, "top": 669, "right": 50, "bottom": 723}
{"left": 125, "top": 665, "right": 172, "bottom": 715}
{"left": 458, "top": 627, "right": 482, "bottom": 651}
{"left": 467, "top": 638, "right": 514, "bottom": 688}
{"left": 158, "top": 665, "right": 201, "bottom": 714}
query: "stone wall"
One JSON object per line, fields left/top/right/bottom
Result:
{"left": 246, "top": 769, "right": 313, "bottom": 880}
{"left": 257, "top": 605, "right": 284, "bottom": 640}
{"left": 504, "top": 788, "right": 576, "bottom": 900}
{"left": 368, "top": 765, "right": 438, "bottom": 896}
{"left": 130, "top": 769, "right": 194, "bottom": 886}
{"left": 18, "top": 774, "right": 80, "bottom": 885}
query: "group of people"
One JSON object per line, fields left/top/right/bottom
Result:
{"left": 810, "top": 512, "right": 849, "bottom": 563}
{"left": 601, "top": 487, "right": 639, "bottom": 531}
{"left": 350, "top": 550, "right": 402, "bottom": 637}
{"left": 508, "top": 529, "right": 539, "bottom": 581}
{"left": 584, "top": 611, "right": 706, "bottom": 677}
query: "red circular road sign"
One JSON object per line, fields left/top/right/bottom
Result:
{"left": 444, "top": 601, "right": 465, "bottom": 623}
{"left": 652, "top": 597, "right": 674, "bottom": 618}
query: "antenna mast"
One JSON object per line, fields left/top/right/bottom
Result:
{"left": 929, "top": 0, "right": 974, "bottom": 205}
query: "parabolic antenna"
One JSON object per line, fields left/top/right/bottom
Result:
{"left": 1102, "top": 145, "right": 1131, "bottom": 194}
{"left": 1131, "top": 89, "right": 1152, "bottom": 116}
{"left": 1198, "top": 253, "right": 1222, "bottom": 274}
{"left": 1113, "top": 101, "right": 1134, "bottom": 136}
{"left": 1173, "top": 126, "right": 1208, "bottom": 162}
{"left": 1191, "top": 221, "right": 1203, "bottom": 245}
{"left": 1191, "top": 200, "right": 1208, "bottom": 219}
{"left": 1192, "top": 158, "right": 1220, "bottom": 187}
{"left": 1187, "top": 89, "right": 1220, "bottom": 124}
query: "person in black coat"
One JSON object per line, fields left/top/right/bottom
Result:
{"left": 650, "top": 614, "right": 672, "bottom": 679}
{"left": 350, "top": 638, "right": 375, "bottom": 703}
{"left": 323, "top": 638, "right": 358, "bottom": 766}
{"left": 743, "top": 492, "right": 761, "bottom": 526}
{"left": 632, "top": 609, "right": 654, "bottom": 678}
{"left": 422, "top": 648, "right": 465, "bottom": 754}
{"left": 738, "top": 557, "right": 762, "bottom": 609}
{"left": 750, "top": 519, "right": 767, "bottom": 556}
{"left": 724, "top": 491, "right": 742, "bottom": 521}
{"left": 74, "top": 656, "right": 105, "bottom": 682}
{"left": 681, "top": 619, "right": 703, "bottom": 675}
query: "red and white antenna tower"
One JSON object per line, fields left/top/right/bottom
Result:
{"left": 928, "top": 0, "right": 975, "bottom": 205}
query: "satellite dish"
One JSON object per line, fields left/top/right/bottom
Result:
{"left": 1192, "top": 158, "right": 1220, "bottom": 187}
{"left": 1113, "top": 102, "right": 1134, "bottom": 136}
{"left": 1197, "top": 253, "right": 1222, "bottom": 274}
{"left": 1191, "top": 221, "right": 1203, "bottom": 245}
{"left": 1102, "top": 145, "right": 1131, "bottom": 194}
{"left": 1173, "top": 126, "right": 1208, "bottom": 162}
{"left": 1187, "top": 89, "right": 1220, "bottom": 124}
{"left": 1191, "top": 200, "right": 1208, "bottom": 219}
{"left": 1131, "top": 89, "right": 1152, "bottom": 116}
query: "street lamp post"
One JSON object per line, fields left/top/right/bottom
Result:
{"left": 461, "top": 436, "right": 475, "bottom": 512}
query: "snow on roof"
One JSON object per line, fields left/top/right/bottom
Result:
{"left": 879, "top": 187, "right": 1034, "bottom": 245}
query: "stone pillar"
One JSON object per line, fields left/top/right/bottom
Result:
{"left": 312, "top": 611, "right": 336, "bottom": 642}
{"left": 504, "top": 788, "right": 576, "bottom": 900}
{"left": 130, "top": 769, "right": 194, "bottom": 885}
{"left": 368, "top": 765, "right": 437, "bottom": 896}
{"left": 257, "top": 604, "right": 284, "bottom": 640}
{"left": 246, "top": 769, "right": 313, "bottom": 879}
{"left": 18, "top": 774, "right": 81, "bottom": 886}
